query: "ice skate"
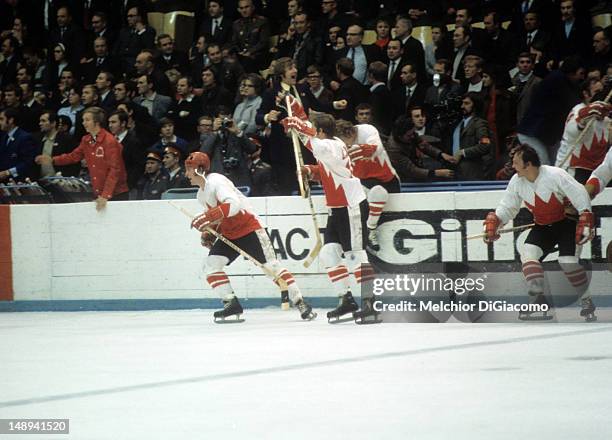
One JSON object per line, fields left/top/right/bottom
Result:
{"left": 353, "top": 296, "right": 382, "bottom": 324}
{"left": 281, "top": 290, "right": 290, "bottom": 311}
{"left": 367, "top": 228, "right": 380, "bottom": 252}
{"left": 327, "top": 292, "right": 359, "bottom": 324}
{"left": 295, "top": 298, "right": 317, "bottom": 320}
{"left": 213, "top": 296, "right": 245, "bottom": 323}
{"left": 518, "top": 293, "right": 553, "bottom": 321}
{"left": 580, "top": 297, "right": 597, "bottom": 322}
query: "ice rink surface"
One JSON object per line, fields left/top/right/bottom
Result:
{"left": 1, "top": 308, "right": 612, "bottom": 440}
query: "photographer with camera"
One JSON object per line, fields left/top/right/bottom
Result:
{"left": 200, "top": 107, "right": 258, "bottom": 188}
{"left": 424, "top": 59, "right": 463, "bottom": 153}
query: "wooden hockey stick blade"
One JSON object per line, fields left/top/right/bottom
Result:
{"left": 303, "top": 238, "right": 322, "bottom": 268}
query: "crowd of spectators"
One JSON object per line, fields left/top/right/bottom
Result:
{"left": 1, "top": 0, "right": 612, "bottom": 200}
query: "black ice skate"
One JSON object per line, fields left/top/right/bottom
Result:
{"left": 518, "top": 293, "right": 553, "bottom": 321}
{"left": 367, "top": 228, "right": 380, "bottom": 252}
{"left": 214, "top": 296, "right": 245, "bottom": 323}
{"left": 281, "top": 290, "right": 290, "bottom": 311}
{"left": 327, "top": 292, "right": 359, "bottom": 324}
{"left": 353, "top": 296, "right": 382, "bottom": 325}
{"left": 295, "top": 298, "right": 317, "bottom": 320}
{"left": 580, "top": 297, "right": 597, "bottom": 322}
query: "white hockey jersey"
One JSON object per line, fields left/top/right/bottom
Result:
{"left": 306, "top": 136, "right": 366, "bottom": 208}
{"left": 197, "top": 173, "right": 263, "bottom": 239}
{"left": 586, "top": 146, "right": 612, "bottom": 197}
{"left": 351, "top": 124, "right": 398, "bottom": 182}
{"left": 555, "top": 102, "right": 610, "bottom": 171}
{"left": 496, "top": 165, "right": 591, "bottom": 225}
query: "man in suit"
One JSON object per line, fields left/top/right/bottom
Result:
{"left": 329, "top": 58, "right": 369, "bottom": 122}
{"left": 519, "top": 11, "right": 551, "bottom": 55}
{"left": 454, "top": 7, "right": 487, "bottom": 51}
{"left": 394, "top": 17, "right": 425, "bottom": 81}
{"left": 108, "top": 109, "right": 144, "bottom": 190}
{"left": 166, "top": 76, "right": 203, "bottom": 142}
{"left": 155, "top": 34, "right": 189, "bottom": 75}
{"left": 482, "top": 10, "right": 519, "bottom": 71}
{"left": 367, "top": 61, "right": 393, "bottom": 136}
{"left": 113, "top": 6, "right": 156, "bottom": 74}
{"left": 255, "top": 57, "right": 321, "bottom": 194}
{"left": 336, "top": 24, "right": 382, "bottom": 85}
{"left": 510, "top": 52, "right": 542, "bottom": 125}
{"left": 81, "top": 36, "right": 121, "bottom": 84}
{"left": 88, "top": 11, "right": 117, "bottom": 53}
{"left": 96, "top": 71, "right": 116, "bottom": 112}
{"left": 32, "top": 110, "right": 78, "bottom": 179}
{"left": 0, "top": 36, "right": 21, "bottom": 89}
{"left": 551, "top": 0, "right": 592, "bottom": 63}
{"left": 48, "top": 6, "right": 85, "bottom": 66}
{"left": 393, "top": 62, "right": 427, "bottom": 121}
{"left": 198, "top": 0, "right": 232, "bottom": 47}
{"left": 0, "top": 107, "right": 37, "bottom": 182}
{"left": 449, "top": 92, "right": 495, "bottom": 180}
{"left": 451, "top": 25, "right": 477, "bottom": 83}
{"left": 385, "top": 38, "right": 404, "bottom": 92}
{"left": 276, "top": 12, "right": 323, "bottom": 80}
{"left": 133, "top": 50, "right": 171, "bottom": 97}
{"left": 133, "top": 74, "right": 172, "bottom": 123}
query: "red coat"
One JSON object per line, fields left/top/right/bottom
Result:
{"left": 53, "top": 128, "right": 129, "bottom": 199}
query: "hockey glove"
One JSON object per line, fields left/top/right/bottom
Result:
{"left": 191, "top": 206, "right": 225, "bottom": 232}
{"left": 483, "top": 212, "right": 501, "bottom": 243}
{"left": 285, "top": 94, "right": 308, "bottom": 121}
{"left": 301, "top": 164, "right": 321, "bottom": 181}
{"left": 348, "top": 144, "right": 377, "bottom": 161}
{"left": 576, "top": 101, "right": 612, "bottom": 128}
{"left": 281, "top": 116, "right": 317, "bottom": 137}
{"left": 201, "top": 230, "right": 216, "bottom": 248}
{"left": 575, "top": 211, "right": 595, "bottom": 245}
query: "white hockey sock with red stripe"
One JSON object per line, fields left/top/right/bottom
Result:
{"left": 522, "top": 260, "right": 545, "bottom": 295}
{"left": 326, "top": 265, "right": 351, "bottom": 296}
{"left": 206, "top": 271, "right": 233, "bottom": 299}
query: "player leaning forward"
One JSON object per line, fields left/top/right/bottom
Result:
{"left": 282, "top": 112, "right": 377, "bottom": 322}
{"left": 483, "top": 144, "right": 597, "bottom": 321}
{"left": 184, "top": 152, "right": 316, "bottom": 322}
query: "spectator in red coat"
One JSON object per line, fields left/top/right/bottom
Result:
{"left": 35, "top": 106, "right": 129, "bottom": 210}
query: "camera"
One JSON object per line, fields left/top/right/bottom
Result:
{"left": 220, "top": 117, "right": 233, "bottom": 130}
{"left": 222, "top": 156, "right": 239, "bottom": 169}
{"left": 431, "top": 93, "right": 462, "bottom": 126}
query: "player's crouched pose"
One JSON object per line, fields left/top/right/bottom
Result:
{"left": 184, "top": 152, "right": 316, "bottom": 322}
{"left": 483, "top": 144, "right": 597, "bottom": 322}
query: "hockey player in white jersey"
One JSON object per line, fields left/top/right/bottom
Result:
{"left": 184, "top": 152, "right": 316, "bottom": 322}
{"left": 483, "top": 144, "right": 597, "bottom": 321}
{"left": 281, "top": 112, "right": 379, "bottom": 323}
{"left": 555, "top": 94, "right": 612, "bottom": 183}
{"left": 585, "top": 144, "right": 612, "bottom": 199}
{"left": 336, "top": 120, "right": 401, "bottom": 252}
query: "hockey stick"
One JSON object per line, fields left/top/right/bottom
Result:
{"left": 606, "top": 240, "right": 612, "bottom": 273}
{"left": 558, "top": 88, "right": 612, "bottom": 169}
{"left": 168, "top": 201, "right": 288, "bottom": 290}
{"left": 285, "top": 95, "right": 323, "bottom": 268}
{"left": 466, "top": 223, "right": 535, "bottom": 240}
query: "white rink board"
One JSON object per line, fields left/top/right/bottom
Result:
{"left": 9, "top": 189, "right": 612, "bottom": 301}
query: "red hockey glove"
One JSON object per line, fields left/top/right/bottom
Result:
{"left": 576, "top": 101, "right": 612, "bottom": 128}
{"left": 191, "top": 206, "right": 225, "bottom": 232}
{"left": 281, "top": 116, "right": 317, "bottom": 137}
{"left": 483, "top": 211, "right": 501, "bottom": 243}
{"left": 575, "top": 211, "right": 595, "bottom": 245}
{"left": 285, "top": 94, "right": 308, "bottom": 121}
{"left": 348, "top": 143, "right": 377, "bottom": 161}
{"left": 301, "top": 164, "right": 321, "bottom": 181}
{"left": 200, "top": 230, "right": 216, "bottom": 248}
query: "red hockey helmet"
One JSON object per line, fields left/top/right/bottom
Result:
{"left": 185, "top": 152, "right": 210, "bottom": 172}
